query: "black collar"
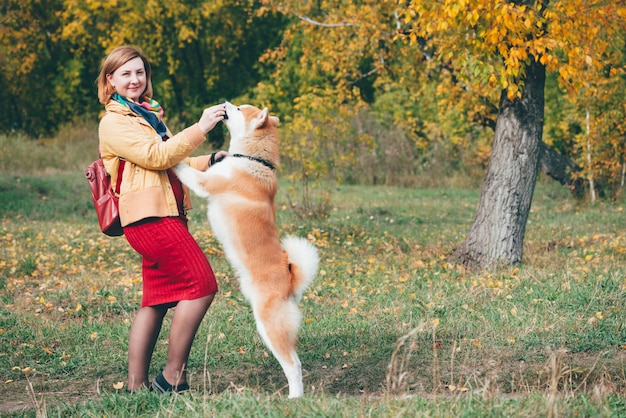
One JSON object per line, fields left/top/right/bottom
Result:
{"left": 232, "top": 153, "right": 275, "bottom": 171}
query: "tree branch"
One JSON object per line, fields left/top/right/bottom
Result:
{"left": 296, "top": 14, "right": 356, "bottom": 28}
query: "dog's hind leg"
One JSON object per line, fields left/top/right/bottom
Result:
{"left": 252, "top": 297, "right": 304, "bottom": 398}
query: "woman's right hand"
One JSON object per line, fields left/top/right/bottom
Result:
{"left": 198, "top": 103, "right": 227, "bottom": 135}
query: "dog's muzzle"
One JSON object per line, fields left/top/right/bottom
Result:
{"left": 219, "top": 99, "right": 229, "bottom": 119}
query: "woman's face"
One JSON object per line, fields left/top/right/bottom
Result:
{"left": 106, "top": 57, "right": 146, "bottom": 102}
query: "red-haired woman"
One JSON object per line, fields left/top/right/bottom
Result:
{"left": 97, "top": 45, "right": 226, "bottom": 393}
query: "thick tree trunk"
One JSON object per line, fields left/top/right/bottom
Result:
{"left": 454, "top": 60, "right": 546, "bottom": 269}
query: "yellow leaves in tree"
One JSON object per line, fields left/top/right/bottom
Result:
{"left": 466, "top": 9, "right": 480, "bottom": 27}
{"left": 402, "top": 0, "right": 624, "bottom": 102}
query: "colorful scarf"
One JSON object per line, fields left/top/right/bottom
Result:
{"left": 113, "top": 93, "right": 167, "bottom": 138}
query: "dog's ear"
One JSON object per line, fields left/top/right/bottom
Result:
{"left": 255, "top": 108, "right": 270, "bottom": 129}
{"left": 255, "top": 108, "right": 279, "bottom": 129}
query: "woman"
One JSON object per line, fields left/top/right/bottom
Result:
{"left": 97, "top": 45, "right": 226, "bottom": 393}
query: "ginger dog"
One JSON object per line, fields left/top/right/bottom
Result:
{"left": 173, "top": 102, "right": 319, "bottom": 398}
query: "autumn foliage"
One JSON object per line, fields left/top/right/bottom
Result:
{"left": 1, "top": 0, "right": 625, "bottom": 200}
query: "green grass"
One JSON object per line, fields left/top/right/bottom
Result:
{"left": 1, "top": 141, "right": 625, "bottom": 416}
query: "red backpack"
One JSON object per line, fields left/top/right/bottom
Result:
{"left": 85, "top": 158, "right": 125, "bottom": 236}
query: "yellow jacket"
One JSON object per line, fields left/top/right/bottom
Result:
{"left": 99, "top": 100, "right": 210, "bottom": 227}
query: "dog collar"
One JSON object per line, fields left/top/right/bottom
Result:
{"left": 232, "top": 153, "right": 275, "bottom": 171}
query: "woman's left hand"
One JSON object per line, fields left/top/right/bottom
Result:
{"left": 209, "top": 150, "right": 229, "bottom": 167}
{"left": 198, "top": 104, "right": 227, "bottom": 134}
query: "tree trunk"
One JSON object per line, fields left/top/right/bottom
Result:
{"left": 454, "top": 59, "right": 546, "bottom": 269}
{"left": 538, "top": 141, "right": 584, "bottom": 198}
{"left": 585, "top": 108, "right": 597, "bottom": 202}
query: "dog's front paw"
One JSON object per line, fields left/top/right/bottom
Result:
{"left": 172, "top": 162, "right": 187, "bottom": 176}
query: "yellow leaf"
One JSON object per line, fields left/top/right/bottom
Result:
{"left": 113, "top": 381, "right": 124, "bottom": 390}
{"left": 404, "top": 11, "right": 412, "bottom": 24}
{"left": 506, "top": 90, "right": 514, "bottom": 100}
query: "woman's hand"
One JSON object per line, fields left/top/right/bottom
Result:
{"left": 210, "top": 150, "right": 229, "bottom": 166}
{"left": 198, "top": 103, "right": 227, "bottom": 135}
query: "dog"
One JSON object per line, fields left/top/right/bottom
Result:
{"left": 173, "top": 102, "right": 319, "bottom": 398}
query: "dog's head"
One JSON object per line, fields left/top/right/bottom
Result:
{"left": 223, "top": 101, "right": 280, "bottom": 167}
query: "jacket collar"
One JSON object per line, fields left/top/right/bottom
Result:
{"left": 104, "top": 101, "right": 172, "bottom": 137}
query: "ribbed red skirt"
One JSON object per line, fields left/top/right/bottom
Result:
{"left": 124, "top": 216, "right": 218, "bottom": 307}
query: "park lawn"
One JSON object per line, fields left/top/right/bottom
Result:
{"left": 0, "top": 172, "right": 625, "bottom": 417}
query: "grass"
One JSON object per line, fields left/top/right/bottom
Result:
{"left": 0, "top": 132, "right": 625, "bottom": 417}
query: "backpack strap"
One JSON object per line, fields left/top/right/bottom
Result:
{"left": 98, "top": 147, "right": 126, "bottom": 195}
{"left": 114, "top": 159, "right": 125, "bottom": 195}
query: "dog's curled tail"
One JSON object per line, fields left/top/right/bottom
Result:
{"left": 281, "top": 236, "right": 319, "bottom": 303}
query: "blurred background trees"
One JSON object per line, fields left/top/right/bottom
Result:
{"left": 1, "top": 0, "right": 625, "bottom": 205}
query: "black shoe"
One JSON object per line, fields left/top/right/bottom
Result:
{"left": 151, "top": 371, "right": 190, "bottom": 394}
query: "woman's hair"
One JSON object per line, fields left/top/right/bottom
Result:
{"left": 97, "top": 45, "right": 153, "bottom": 104}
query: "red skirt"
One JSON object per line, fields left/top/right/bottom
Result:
{"left": 124, "top": 216, "right": 218, "bottom": 307}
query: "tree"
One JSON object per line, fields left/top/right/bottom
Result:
{"left": 0, "top": 0, "right": 285, "bottom": 139}
{"left": 402, "top": 0, "right": 626, "bottom": 268}
{"left": 254, "top": 1, "right": 410, "bottom": 214}
{"left": 0, "top": 0, "right": 76, "bottom": 136}
{"left": 454, "top": 58, "right": 545, "bottom": 267}
{"left": 60, "top": 0, "right": 286, "bottom": 146}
